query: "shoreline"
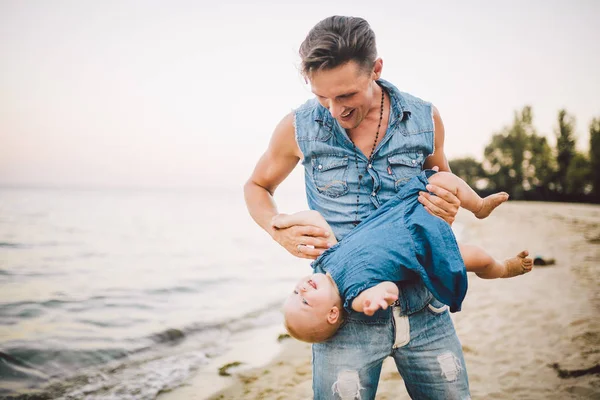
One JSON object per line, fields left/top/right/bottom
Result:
{"left": 157, "top": 323, "right": 290, "bottom": 400}
{"left": 162, "top": 202, "right": 600, "bottom": 399}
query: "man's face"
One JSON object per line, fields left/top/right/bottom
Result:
{"left": 308, "top": 60, "right": 380, "bottom": 130}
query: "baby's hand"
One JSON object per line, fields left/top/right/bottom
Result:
{"left": 360, "top": 285, "right": 399, "bottom": 316}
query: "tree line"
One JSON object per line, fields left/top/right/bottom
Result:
{"left": 449, "top": 106, "right": 600, "bottom": 203}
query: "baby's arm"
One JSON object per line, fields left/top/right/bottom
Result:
{"left": 427, "top": 171, "right": 508, "bottom": 219}
{"left": 459, "top": 243, "right": 533, "bottom": 279}
{"left": 272, "top": 210, "right": 338, "bottom": 246}
{"left": 352, "top": 282, "right": 399, "bottom": 316}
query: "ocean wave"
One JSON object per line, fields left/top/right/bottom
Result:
{"left": 0, "top": 241, "right": 78, "bottom": 250}
{"left": 0, "top": 301, "right": 285, "bottom": 398}
{"left": 0, "top": 242, "right": 27, "bottom": 249}
{"left": 0, "top": 296, "right": 153, "bottom": 327}
{"left": 143, "top": 277, "right": 238, "bottom": 296}
{"left": 60, "top": 351, "right": 207, "bottom": 400}
{"left": 1, "top": 350, "right": 208, "bottom": 400}
{"left": 147, "top": 301, "right": 284, "bottom": 345}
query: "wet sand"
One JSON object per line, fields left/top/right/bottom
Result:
{"left": 161, "top": 201, "right": 600, "bottom": 399}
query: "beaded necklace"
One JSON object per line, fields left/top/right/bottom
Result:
{"left": 349, "top": 85, "right": 385, "bottom": 226}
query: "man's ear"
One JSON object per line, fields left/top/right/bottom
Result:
{"left": 327, "top": 306, "right": 340, "bottom": 324}
{"left": 372, "top": 58, "right": 383, "bottom": 80}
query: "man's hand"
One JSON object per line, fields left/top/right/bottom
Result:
{"left": 418, "top": 166, "right": 461, "bottom": 225}
{"left": 271, "top": 223, "right": 331, "bottom": 260}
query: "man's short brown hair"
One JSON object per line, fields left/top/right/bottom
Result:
{"left": 299, "top": 16, "right": 377, "bottom": 77}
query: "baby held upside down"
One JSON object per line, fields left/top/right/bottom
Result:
{"left": 276, "top": 170, "right": 533, "bottom": 343}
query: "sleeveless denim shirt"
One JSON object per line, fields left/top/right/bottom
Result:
{"left": 294, "top": 79, "right": 436, "bottom": 316}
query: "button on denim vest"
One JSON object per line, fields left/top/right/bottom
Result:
{"left": 294, "top": 79, "right": 436, "bottom": 315}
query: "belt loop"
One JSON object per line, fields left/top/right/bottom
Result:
{"left": 393, "top": 283, "right": 404, "bottom": 314}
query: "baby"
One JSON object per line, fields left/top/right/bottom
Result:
{"left": 276, "top": 170, "right": 533, "bottom": 343}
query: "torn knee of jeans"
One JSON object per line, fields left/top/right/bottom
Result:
{"left": 437, "top": 351, "right": 463, "bottom": 382}
{"left": 331, "top": 369, "right": 363, "bottom": 400}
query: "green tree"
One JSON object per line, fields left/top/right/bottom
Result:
{"left": 555, "top": 109, "right": 577, "bottom": 193}
{"left": 483, "top": 106, "right": 536, "bottom": 198}
{"left": 565, "top": 152, "right": 591, "bottom": 195}
{"left": 448, "top": 157, "right": 484, "bottom": 189}
{"left": 524, "top": 134, "right": 555, "bottom": 192}
{"left": 590, "top": 118, "right": 600, "bottom": 196}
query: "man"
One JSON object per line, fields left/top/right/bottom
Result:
{"left": 244, "top": 16, "right": 470, "bottom": 399}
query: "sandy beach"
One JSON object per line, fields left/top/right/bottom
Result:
{"left": 160, "top": 201, "right": 600, "bottom": 399}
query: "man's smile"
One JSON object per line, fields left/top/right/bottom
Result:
{"left": 340, "top": 109, "right": 354, "bottom": 120}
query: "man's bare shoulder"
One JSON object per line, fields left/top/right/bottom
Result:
{"left": 431, "top": 104, "right": 444, "bottom": 130}
{"left": 273, "top": 98, "right": 322, "bottom": 159}
{"left": 271, "top": 112, "right": 302, "bottom": 159}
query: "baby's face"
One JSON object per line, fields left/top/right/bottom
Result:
{"left": 285, "top": 273, "right": 340, "bottom": 317}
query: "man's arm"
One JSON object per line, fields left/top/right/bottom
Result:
{"left": 244, "top": 112, "right": 331, "bottom": 259}
{"left": 423, "top": 106, "right": 451, "bottom": 172}
{"left": 419, "top": 106, "right": 461, "bottom": 224}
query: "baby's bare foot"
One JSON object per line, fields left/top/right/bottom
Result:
{"left": 502, "top": 250, "right": 533, "bottom": 278}
{"left": 474, "top": 192, "right": 509, "bottom": 219}
{"left": 271, "top": 213, "right": 288, "bottom": 228}
{"left": 272, "top": 211, "right": 326, "bottom": 229}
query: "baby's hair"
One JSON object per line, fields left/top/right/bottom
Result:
{"left": 283, "top": 310, "right": 344, "bottom": 343}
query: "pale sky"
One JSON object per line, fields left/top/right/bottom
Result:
{"left": 1, "top": 0, "right": 599, "bottom": 189}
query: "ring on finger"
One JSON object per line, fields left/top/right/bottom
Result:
{"left": 297, "top": 244, "right": 303, "bottom": 254}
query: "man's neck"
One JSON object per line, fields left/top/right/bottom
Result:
{"left": 347, "top": 83, "right": 389, "bottom": 144}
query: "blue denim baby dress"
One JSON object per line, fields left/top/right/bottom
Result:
{"left": 313, "top": 170, "right": 467, "bottom": 312}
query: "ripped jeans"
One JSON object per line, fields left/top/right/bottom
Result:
{"left": 312, "top": 297, "right": 470, "bottom": 399}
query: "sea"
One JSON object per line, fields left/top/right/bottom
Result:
{"left": 0, "top": 184, "right": 311, "bottom": 399}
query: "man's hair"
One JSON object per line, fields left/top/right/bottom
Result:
{"left": 299, "top": 16, "right": 377, "bottom": 77}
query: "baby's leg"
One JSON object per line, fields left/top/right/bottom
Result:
{"left": 459, "top": 243, "right": 533, "bottom": 279}
{"left": 272, "top": 210, "right": 338, "bottom": 245}
{"left": 428, "top": 171, "right": 509, "bottom": 219}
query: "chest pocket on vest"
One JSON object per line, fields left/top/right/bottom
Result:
{"left": 387, "top": 152, "right": 424, "bottom": 191}
{"left": 311, "top": 155, "right": 349, "bottom": 198}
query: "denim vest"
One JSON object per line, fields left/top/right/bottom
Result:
{"left": 294, "top": 79, "right": 435, "bottom": 316}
